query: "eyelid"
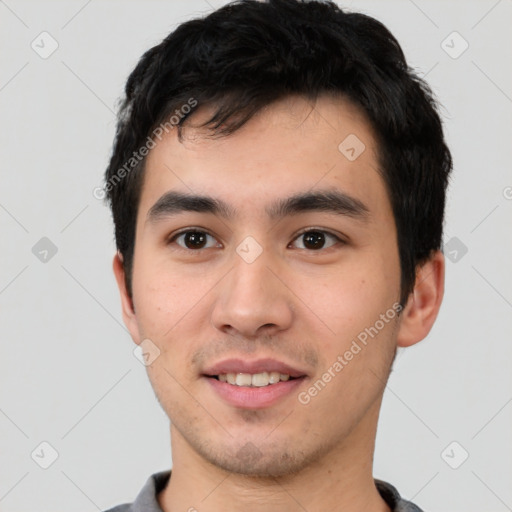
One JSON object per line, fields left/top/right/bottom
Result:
{"left": 167, "top": 227, "right": 222, "bottom": 249}
{"left": 291, "top": 227, "right": 345, "bottom": 242}
{"left": 166, "top": 227, "right": 346, "bottom": 250}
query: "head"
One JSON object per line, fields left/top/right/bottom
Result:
{"left": 105, "top": 0, "right": 451, "bottom": 477}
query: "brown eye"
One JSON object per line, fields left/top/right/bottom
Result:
{"left": 303, "top": 231, "right": 326, "bottom": 249}
{"left": 172, "top": 230, "right": 218, "bottom": 250}
{"left": 291, "top": 230, "right": 340, "bottom": 250}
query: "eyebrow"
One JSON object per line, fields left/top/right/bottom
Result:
{"left": 146, "top": 189, "right": 370, "bottom": 224}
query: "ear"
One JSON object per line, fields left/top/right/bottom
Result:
{"left": 396, "top": 250, "right": 445, "bottom": 348}
{"left": 112, "top": 252, "right": 141, "bottom": 344}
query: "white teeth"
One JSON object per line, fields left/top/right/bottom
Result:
{"left": 235, "top": 373, "right": 252, "bottom": 386}
{"left": 268, "top": 371, "right": 281, "bottom": 384}
{"left": 217, "top": 372, "right": 293, "bottom": 387}
{"left": 252, "top": 372, "right": 269, "bottom": 387}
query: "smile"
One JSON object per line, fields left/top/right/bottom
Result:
{"left": 216, "top": 371, "right": 293, "bottom": 387}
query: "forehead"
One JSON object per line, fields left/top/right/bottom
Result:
{"left": 138, "top": 94, "right": 390, "bottom": 224}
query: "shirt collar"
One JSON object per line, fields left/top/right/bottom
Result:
{"left": 129, "top": 471, "right": 424, "bottom": 512}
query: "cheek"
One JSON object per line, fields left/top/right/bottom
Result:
{"left": 297, "top": 264, "right": 400, "bottom": 416}
{"left": 131, "top": 255, "right": 217, "bottom": 370}
{"left": 301, "top": 254, "right": 400, "bottom": 340}
{"left": 131, "top": 248, "right": 201, "bottom": 332}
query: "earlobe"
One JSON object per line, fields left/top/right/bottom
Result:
{"left": 112, "top": 252, "right": 140, "bottom": 344}
{"left": 396, "top": 250, "right": 445, "bottom": 348}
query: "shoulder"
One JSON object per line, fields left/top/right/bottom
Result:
{"left": 102, "top": 505, "right": 133, "bottom": 512}
{"left": 102, "top": 470, "right": 171, "bottom": 512}
{"left": 375, "top": 479, "right": 425, "bottom": 512}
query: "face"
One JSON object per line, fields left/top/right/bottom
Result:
{"left": 118, "top": 95, "right": 405, "bottom": 477}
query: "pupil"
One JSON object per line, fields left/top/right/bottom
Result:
{"left": 185, "top": 232, "right": 206, "bottom": 249}
{"left": 304, "top": 231, "right": 325, "bottom": 250}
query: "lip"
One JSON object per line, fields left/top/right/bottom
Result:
{"left": 206, "top": 375, "right": 306, "bottom": 409}
{"left": 202, "top": 358, "right": 307, "bottom": 378}
{"left": 202, "top": 358, "right": 308, "bottom": 410}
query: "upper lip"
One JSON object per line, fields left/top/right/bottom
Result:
{"left": 202, "top": 358, "right": 308, "bottom": 378}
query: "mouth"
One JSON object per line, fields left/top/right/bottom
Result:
{"left": 210, "top": 371, "right": 298, "bottom": 387}
{"left": 202, "top": 358, "right": 308, "bottom": 409}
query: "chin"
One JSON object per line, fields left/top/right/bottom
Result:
{"left": 210, "top": 452, "right": 307, "bottom": 478}
{"left": 195, "top": 437, "right": 328, "bottom": 478}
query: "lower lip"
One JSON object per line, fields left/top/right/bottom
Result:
{"left": 205, "top": 376, "right": 305, "bottom": 409}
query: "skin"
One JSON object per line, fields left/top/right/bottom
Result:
{"left": 113, "top": 94, "right": 445, "bottom": 512}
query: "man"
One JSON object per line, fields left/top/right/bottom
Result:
{"left": 103, "top": 0, "right": 451, "bottom": 510}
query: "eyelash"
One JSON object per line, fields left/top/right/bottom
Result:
{"left": 167, "top": 227, "right": 345, "bottom": 252}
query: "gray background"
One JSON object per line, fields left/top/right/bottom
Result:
{"left": 1, "top": 0, "right": 511, "bottom": 510}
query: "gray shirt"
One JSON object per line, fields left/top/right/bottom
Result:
{"left": 103, "top": 470, "right": 424, "bottom": 511}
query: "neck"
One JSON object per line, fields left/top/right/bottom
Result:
{"left": 158, "top": 400, "right": 390, "bottom": 512}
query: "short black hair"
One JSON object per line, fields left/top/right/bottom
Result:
{"left": 104, "top": 0, "right": 452, "bottom": 305}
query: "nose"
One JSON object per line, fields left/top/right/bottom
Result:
{"left": 210, "top": 248, "right": 294, "bottom": 339}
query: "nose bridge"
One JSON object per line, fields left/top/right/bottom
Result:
{"left": 211, "top": 240, "right": 293, "bottom": 336}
